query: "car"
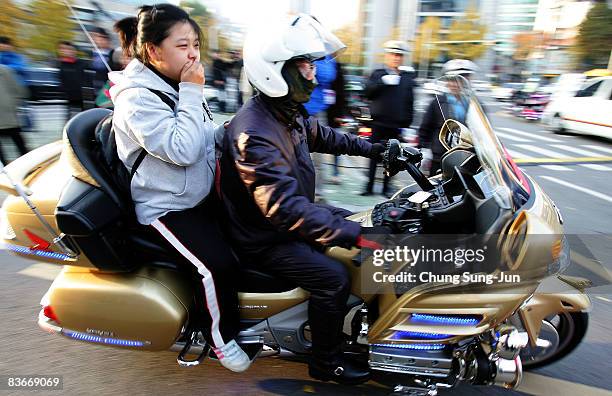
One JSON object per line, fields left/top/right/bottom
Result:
{"left": 545, "top": 77, "right": 612, "bottom": 139}
{"left": 24, "top": 67, "right": 65, "bottom": 102}
{"left": 542, "top": 73, "right": 586, "bottom": 123}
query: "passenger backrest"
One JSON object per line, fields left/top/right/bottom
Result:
{"left": 60, "top": 108, "right": 125, "bottom": 210}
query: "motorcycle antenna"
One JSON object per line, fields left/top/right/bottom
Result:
{"left": 0, "top": 160, "right": 77, "bottom": 258}
{"left": 62, "top": 0, "right": 112, "bottom": 74}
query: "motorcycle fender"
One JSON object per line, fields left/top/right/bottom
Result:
{"left": 519, "top": 278, "right": 591, "bottom": 347}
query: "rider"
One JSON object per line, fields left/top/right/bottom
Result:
{"left": 110, "top": 4, "right": 250, "bottom": 372}
{"left": 219, "top": 15, "right": 385, "bottom": 385}
{"left": 418, "top": 59, "right": 477, "bottom": 175}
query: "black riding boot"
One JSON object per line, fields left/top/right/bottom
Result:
{"left": 308, "top": 305, "right": 370, "bottom": 385}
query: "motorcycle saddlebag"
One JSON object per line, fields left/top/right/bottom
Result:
{"left": 55, "top": 176, "right": 133, "bottom": 272}
{"left": 45, "top": 265, "right": 193, "bottom": 351}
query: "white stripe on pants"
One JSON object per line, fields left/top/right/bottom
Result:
{"left": 151, "top": 219, "right": 226, "bottom": 348}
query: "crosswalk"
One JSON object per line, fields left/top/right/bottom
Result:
{"left": 496, "top": 126, "right": 612, "bottom": 173}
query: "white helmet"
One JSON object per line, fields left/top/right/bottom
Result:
{"left": 243, "top": 14, "right": 346, "bottom": 97}
{"left": 442, "top": 59, "right": 478, "bottom": 76}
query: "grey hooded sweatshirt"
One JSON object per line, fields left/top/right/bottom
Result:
{"left": 109, "top": 59, "right": 217, "bottom": 225}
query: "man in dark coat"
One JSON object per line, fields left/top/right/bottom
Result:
{"left": 362, "top": 40, "right": 414, "bottom": 197}
{"left": 220, "top": 15, "right": 386, "bottom": 385}
{"left": 57, "top": 41, "right": 86, "bottom": 121}
{"left": 89, "top": 27, "right": 112, "bottom": 94}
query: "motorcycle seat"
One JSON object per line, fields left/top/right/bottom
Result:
{"left": 128, "top": 226, "right": 297, "bottom": 293}
{"left": 237, "top": 267, "right": 298, "bottom": 293}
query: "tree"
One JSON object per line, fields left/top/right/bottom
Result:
{"left": 446, "top": 5, "right": 487, "bottom": 60}
{"left": 334, "top": 24, "right": 363, "bottom": 66}
{"left": 0, "top": 0, "right": 28, "bottom": 48}
{"left": 334, "top": 25, "right": 363, "bottom": 66}
{"left": 181, "top": 0, "right": 231, "bottom": 63}
{"left": 574, "top": 1, "right": 612, "bottom": 69}
{"left": 512, "top": 31, "right": 550, "bottom": 61}
{"left": 25, "top": 0, "right": 75, "bottom": 60}
{"left": 413, "top": 16, "right": 442, "bottom": 65}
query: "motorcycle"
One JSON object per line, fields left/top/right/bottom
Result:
{"left": 518, "top": 92, "right": 550, "bottom": 122}
{"left": 0, "top": 76, "right": 590, "bottom": 395}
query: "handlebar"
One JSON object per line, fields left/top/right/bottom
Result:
{"left": 383, "top": 139, "right": 436, "bottom": 191}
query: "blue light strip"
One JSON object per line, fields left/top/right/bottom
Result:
{"left": 392, "top": 331, "right": 452, "bottom": 340}
{"left": 410, "top": 313, "right": 480, "bottom": 326}
{"left": 6, "top": 244, "right": 72, "bottom": 261}
{"left": 64, "top": 330, "right": 146, "bottom": 347}
{"left": 372, "top": 343, "right": 446, "bottom": 351}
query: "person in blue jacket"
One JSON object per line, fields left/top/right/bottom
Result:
{"left": 0, "top": 37, "right": 28, "bottom": 86}
{"left": 305, "top": 55, "right": 338, "bottom": 196}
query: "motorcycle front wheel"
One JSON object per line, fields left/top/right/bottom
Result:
{"left": 521, "top": 311, "right": 588, "bottom": 369}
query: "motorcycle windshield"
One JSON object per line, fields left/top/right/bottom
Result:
{"left": 433, "top": 76, "right": 531, "bottom": 211}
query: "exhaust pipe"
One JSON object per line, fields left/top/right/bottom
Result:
{"left": 494, "top": 356, "right": 523, "bottom": 389}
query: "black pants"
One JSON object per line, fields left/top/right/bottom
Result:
{"left": 239, "top": 240, "right": 351, "bottom": 359}
{"left": 0, "top": 127, "right": 28, "bottom": 165}
{"left": 150, "top": 198, "right": 240, "bottom": 348}
{"left": 365, "top": 126, "right": 400, "bottom": 194}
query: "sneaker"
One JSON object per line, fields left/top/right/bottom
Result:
{"left": 213, "top": 340, "right": 251, "bottom": 372}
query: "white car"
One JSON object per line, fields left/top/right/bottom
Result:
{"left": 546, "top": 77, "right": 612, "bottom": 139}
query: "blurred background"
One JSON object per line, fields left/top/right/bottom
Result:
{"left": 0, "top": 0, "right": 610, "bottom": 163}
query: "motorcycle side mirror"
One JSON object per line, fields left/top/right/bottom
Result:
{"left": 438, "top": 119, "right": 473, "bottom": 151}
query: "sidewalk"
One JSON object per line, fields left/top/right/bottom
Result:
{"left": 316, "top": 154, "right": 414, "bottom": 212}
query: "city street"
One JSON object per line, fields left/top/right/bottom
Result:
{"left": 0, "top": 94, "right": 611, "bottom": 395}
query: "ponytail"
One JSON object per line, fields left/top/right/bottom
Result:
{"left": 114, "top": 17, "right": 138, "bottom": 58}
{"left": 113, "top": 4, "right": 201, "bottom": 65}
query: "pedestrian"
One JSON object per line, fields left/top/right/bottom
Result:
{"left": 110, "top": 4, "right": 250, "bottom": 372}
{"left": 305, "top": 54, "right": 338, "bottom": 199}
{"left": 0, "top": 36, "right": 29, "bottom": 86}
{"left": 220, "top": 15, "right": 385, "bottom": 385}
{"left": 229, "top": 50, "right": 244, "bottom": 107}
{"left": 0, "top": 65, "right": 29, "bottom": 164}
{"left": 211, "top": 51, "right": 229, "bottom": 112}
{"left": 89, "top": 27, "right": 112, "bottom": 94}
{"left": 0, "top": 36, "right": 32, "bottom": 131}
{"left": 57, "top": 41, "right": 87, "bottom": 122}
{"left": 418, "top": 59, "right": 477, "bottom": 176}
{"left": 326, "top": 60, "right": 348, "bottom": 185}
{"left": 96, "top": 46, "right": 132, "bottom": 109}
{"left": 362, "top": 40, "right": 414, "bottom": 198}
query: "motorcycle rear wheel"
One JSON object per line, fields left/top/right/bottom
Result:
{"left": 521, "top": 311, "right": 588, "bottom": 369}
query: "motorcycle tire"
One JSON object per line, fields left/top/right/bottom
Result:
{"left": 521, "top": 311, "right": 588, "bottom": 370}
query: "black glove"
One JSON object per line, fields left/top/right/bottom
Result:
{"left": 369, "top": 143, "right": 385, "bottom": 161}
